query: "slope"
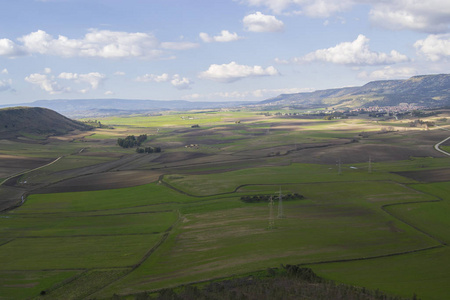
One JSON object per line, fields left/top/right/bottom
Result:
{"left": 0, "top": 106, "right": 92, "bottom": 139}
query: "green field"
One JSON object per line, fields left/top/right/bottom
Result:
{"left": 1, "top": 110, "right": 450, "bottom": 299}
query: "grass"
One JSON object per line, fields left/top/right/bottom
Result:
{"left": 94, "top": 180, "right": 439, "bottom": 297}
{"left": 0, "top": 235, "right": 161, "bottom": 270}
{"left": 17, "top": 183, "right": 196, "bottom": 214}
{"left": 0, "top": 212, "right": 176, "bottom": 238}
{"left": 35, "top": 269, "right": 131, "bottom": 300}
{"left": 0, "top": 270, "right": 81, "bottom": 300}
{"left": 301, "top": 180, "right": 450, "bottom": 300}
{"left": 163, "top": 163, "right": 416, "bottom": 196}
{"left": 310, "top": 247, "right": 450, "bottom": 300}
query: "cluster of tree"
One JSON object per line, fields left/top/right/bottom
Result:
{"left": 411, "top": 110, "right": 439, "bottom": 118}
{"left": 82, "top": 120, "right": 106, "bottom": 128}
{"left": 409, "top": 119, "right": 435, "bottom": 128}
{"left": 240, "top": 193, "right": 304, "bottom": 203}
{"left": 125, "top": 265, "right": 413, "bottom": 300}
{"left": 136, "top": 146, "right": 161, "bottom": 153}
{"left": 117, "top": 134, "right": 147, "bottom": 148}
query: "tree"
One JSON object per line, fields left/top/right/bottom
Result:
{"left": 145, "top": 147, "right": 154, "bottom": 153}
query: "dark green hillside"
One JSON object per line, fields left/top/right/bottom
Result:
{"left": 263, "top": 73, "right": 450, "bottom": 108}
{"left": 0, "top": 106, "right": 92, "bottom": 139}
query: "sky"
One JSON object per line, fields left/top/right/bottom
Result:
{"left": 0, "top": 0, "right": 449, "bottom": 105}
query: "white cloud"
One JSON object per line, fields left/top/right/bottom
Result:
{"left": 25, "top": 70, "right": 105, "bottom": 95}
{"left": 369, "top": 1, "right": 450, "bottom": 33}
{"left": 239, "top": 0, "right": 293, "bottom": 14}
{"left": 243, "top": 12, "right": 284, "bottom": 32}
{"left": 135, "top": 73, "right": 170, "bottom": 83}
{"left": 17, "top": 29, "right": 162, "bottom": 59}
{"left": 0, "top": 29, "right": 198, "bottom": 59}
{"left": 0, "top": 38, "right": 26, "bottom": 57}
{"left": 358, "top": 66, "right": 418, "bottom": 80}
{"left": 240, "top": 0, "right": 354, "bottom": 17}
{"left": 25, "top": 73, "right": 70, "bottom": 94}
{"left": 105, "top": 90, "right": 114, "bottom": 95}
{"left": 0, "top": 79, "right": 12, "bottom": 92}
{"left": 240, "top": 1, "right": 450, "bottom": 32}
{"left": 58, "top": 72, "right": 106, "bottom": 89}
{"left": 171, "top": 74, "right": 192, "bottom": 90}
{"left": 199, "top": 61, "right": 279, "bottom": 83}
{"left": 1, "top": 68, "right": 8, "bottom": 75}
{"left": 79, "top": 72, "right": 106, "bottom": 89}
{"left": 294, "top": 35, "right": 408, "bottom": 65}
{"left": 135, "top": 73, "right": 192, "bottom": 89}
{"left": 414, "top": 34, "right": 450, "bottom": 61}
{"left": 300, "top": 0, "right": 354, "bottom": 18}
{"left": 200, "top": 30, "right": 244, "bottom": 43}
{"left": 114, "top": 71, "right": 125, "bottom": 76}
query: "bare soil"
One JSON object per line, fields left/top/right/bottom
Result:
{"left": 394, "top": 168, "right": 450, "bottom": 183}
{"left": 35, "top": 170, "right": 161, "bottom": 193}
{"left": 152, "top": 152, "right": 209, "bottom": 164}
{"left": 0, "top": 155, "right": 53, "bottom": 178}
{"left": 291, "top": 130, "right": 448, "bottom": 164}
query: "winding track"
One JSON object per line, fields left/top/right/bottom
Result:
{"left": 434, "top": 136, "right": 450, "bottom": 156}
{"left": 434, "top": 125, "right": 450, "bottom": 156}
{"left": 0, "top": 156, "right": 62, "bottom": 186}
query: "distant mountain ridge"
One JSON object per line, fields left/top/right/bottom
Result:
{"left": 0, "top": 107, "right": 92, "bottom": 139}
{"left": 1, "top": 74, "right": 448, "bottom": 117}
{"left": 262, "top": 74, "right": 450, "bottom": 109}
{"left": 0, "top": 99, "right": 253, "bottom": 118}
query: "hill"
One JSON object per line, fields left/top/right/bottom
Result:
{"left": 262, "top": 74, "right": 450, "bottom": 109}
{"left": 0, "top": 106, "right": 92, "bottom": 139}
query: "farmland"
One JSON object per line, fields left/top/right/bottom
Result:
{"left": 1, "top": 109, "right": 450, "bottom": 299}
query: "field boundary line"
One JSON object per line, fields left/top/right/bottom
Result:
{"left": 382, "top": 200, "right": 447, "bottom": 246}
{"left": 0, "top": 238, "right": 14, "bottom": 248}
{"left": 160, "top": 178, "right": 416, "bottom": 198}
{"left": 80, "top": 216, "right": 180, "bottom": 299}
{"left": 300, "top": 244, "right": 444, "bottom": 267}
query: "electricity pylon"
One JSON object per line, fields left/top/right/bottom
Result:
{"left": 277, "top": 187, "right": 285, "bottom": 219}
{"left": 268, "top": 196, "right": 275, "bottom": 229}
{"left": 337, "top": 158, "right": 342, "bottom": 175}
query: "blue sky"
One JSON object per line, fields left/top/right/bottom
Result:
{"left": 0, "top": 0, "right": 449, "bottom": 105}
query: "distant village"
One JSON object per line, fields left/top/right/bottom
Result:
{"left": 266, "top": 103, "right": 437, "bottom": 121}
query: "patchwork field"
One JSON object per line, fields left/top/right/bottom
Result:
{"left": 1, "top": 110, "right": 450, "bottom": 299}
